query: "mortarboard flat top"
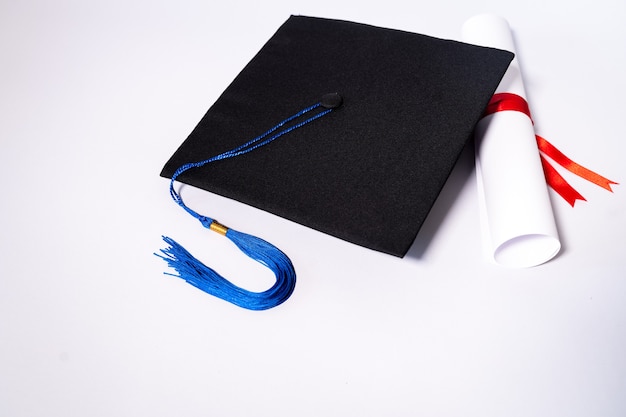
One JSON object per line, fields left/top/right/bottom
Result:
{"left": 161, "top": 15, "right": 513, "bottom": 257}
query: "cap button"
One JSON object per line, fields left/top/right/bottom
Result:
{"left": 320, "top": 93, "right": 343, "bottom": 109}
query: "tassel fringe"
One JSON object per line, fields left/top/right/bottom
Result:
{"left": 156, "top": 229, "right": 296, "bottom": 311}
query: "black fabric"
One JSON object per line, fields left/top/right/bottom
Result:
{"left": 161, "top": 15, "right": 513, "bottom": 257}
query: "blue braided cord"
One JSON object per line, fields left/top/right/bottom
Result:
{"left": 169, "top": 102, "right": 332, "bottom": 222}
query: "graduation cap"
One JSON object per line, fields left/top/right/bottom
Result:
{"left": 157, "top": 16, "right": 513, "bottom": 309}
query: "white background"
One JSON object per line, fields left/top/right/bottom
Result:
{"left": 1, "top": 1, "right": 625, "bottom": 416}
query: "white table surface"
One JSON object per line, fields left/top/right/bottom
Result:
{"left": 1, "top": 1, "right": 625, "bottom": 416}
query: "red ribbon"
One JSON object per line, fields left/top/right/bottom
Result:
{"left": 483, "top": 92, "right": 618, "bottom": 206}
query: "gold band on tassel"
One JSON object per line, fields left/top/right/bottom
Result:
{"left": 209, "top": 221, "right": 229, "bottom": 236}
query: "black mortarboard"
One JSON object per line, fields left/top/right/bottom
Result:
{"left": 161, "top": 15, "right": 514, "bottom": 257}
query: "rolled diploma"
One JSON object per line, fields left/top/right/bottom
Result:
{"left": 462, "top": 14, "right": 560, "bottom": 267}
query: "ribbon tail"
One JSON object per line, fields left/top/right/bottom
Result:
{"left": 539, "top": 154, "right": 586, "bottom": 207}
{"left": 536, "top": 135, "right": 618, "bottom": 192}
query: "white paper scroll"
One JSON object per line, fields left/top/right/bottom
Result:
{"left": 462, "top": 14, "right": 561, "bottom": 267}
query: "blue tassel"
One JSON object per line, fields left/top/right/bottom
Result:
{"left": 156, "top": 95, "right": 341, "bottom": 310}
{"left": 156, "top": 225, "right": 296, "bottom": 311}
